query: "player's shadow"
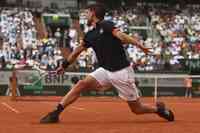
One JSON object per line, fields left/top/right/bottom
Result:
{"left": 55, "top": 120, "right": 171, "bottom": 125}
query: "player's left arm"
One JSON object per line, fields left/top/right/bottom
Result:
{"left": 112, "top": 29, "right": 151, "bottom": 54}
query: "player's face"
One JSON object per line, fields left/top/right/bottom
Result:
{"left": 85, "top": 9, "right": 94, "bottom": 26}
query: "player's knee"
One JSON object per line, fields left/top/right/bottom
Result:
{"left": 130, "top": 108, "right": 143, "bottom": 115}
{"left": 128, "top": 101, "right": 143, "bottom": 115}
{"left": 76, "top": 80, "right": 89, "bottom": 91}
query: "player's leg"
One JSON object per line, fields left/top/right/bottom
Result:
{"left": 58, "top": 67, "right": 112, "bottom": 108}
{"left": 40, "top": 75, "right": 102, "bottom": 123}
{"left": 127, "top": 100, "right": 174, "bottom": 121}
{"left": 127, "top": 99, "right": 157, "bottom": 114}
{"left": 109, "top": 67, "right": 156, "bottom": 113}
{"left": 109, "top": 66, "right": 174, "bottom": 121}
{"left": 59, "top": 75, "right": 102, "bottom": 107}
{"left": 40, "top": 67, "right": 111, "bottom": 123}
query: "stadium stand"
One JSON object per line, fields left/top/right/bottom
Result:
{"left": 0, "top": 1, "right": 200, "bottom": 73}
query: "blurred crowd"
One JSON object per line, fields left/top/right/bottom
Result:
{"left": 0, "top": 8, "right": 63, "bottom": 70}
{"left": 79, "top": 5, "right": 200, "bottom": 72}
{"left": 0, "top": 5, "right": 200, "bottom": 72}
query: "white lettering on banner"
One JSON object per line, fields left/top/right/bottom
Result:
{"left": 44, "top": 75, "right": 71, "bottom": 85}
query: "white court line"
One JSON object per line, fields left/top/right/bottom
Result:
{"left": 71, "top": 106, "right": 87, "bottom": 111}
{"left": 71, "top": 106, "right": 102, "bottom": 114}
{"left": 1, "top": 102, "right": 20, "bottom": 114}
{"left": 43, "top": 102, "right": 101, "bottom": 114}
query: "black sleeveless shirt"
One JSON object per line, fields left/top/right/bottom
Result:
{"left": 83, "top": 20, "right": 130, "bottom": 72}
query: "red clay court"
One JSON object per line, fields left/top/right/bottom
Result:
{"left": 0, "top": 96, "right": 200, "bottom": 133}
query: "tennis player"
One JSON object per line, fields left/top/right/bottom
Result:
{"left": 40, "top": 3, "right": 174, "bottom": 123}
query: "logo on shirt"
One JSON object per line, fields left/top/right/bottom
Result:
{"left": 100, "top": 28, "right": 104, "bottom": 34}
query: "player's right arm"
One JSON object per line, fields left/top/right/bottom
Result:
{"left": 66, "top": 43, "right": 86, "bottom": 64}
{"left": 57, "top": 42, "right": 87, "bottom": 74}
{"left": 57, "top": 29, "right": 92, "bottom": 74}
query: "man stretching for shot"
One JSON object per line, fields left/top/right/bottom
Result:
{"left": 40, "top": 4, "right": 174, "bottom": 123}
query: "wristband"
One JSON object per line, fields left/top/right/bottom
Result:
{"left": 62, "top": 60, "right": 70, "bottom": 68}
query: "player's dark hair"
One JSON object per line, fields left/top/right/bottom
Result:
{"left": 86, "top": 3, "right": 106, "bottom": 20}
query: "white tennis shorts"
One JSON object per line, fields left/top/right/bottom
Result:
{"left": 89, "top": 66, "right": 140, "bottom": 101}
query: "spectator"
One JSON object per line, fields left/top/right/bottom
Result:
{"left": 184, "top": 76, "right": 193, "bottom": 98}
